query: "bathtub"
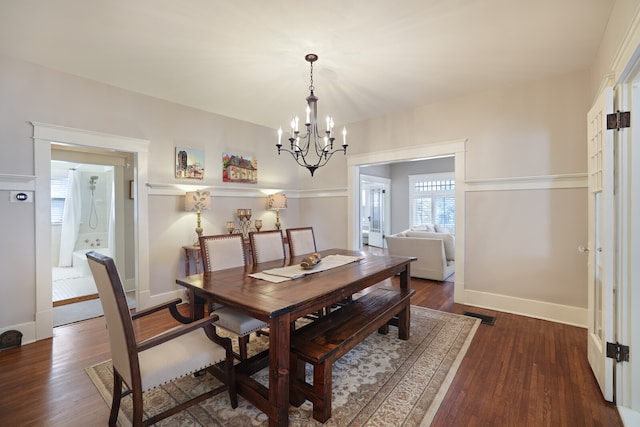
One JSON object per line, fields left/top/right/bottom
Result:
{"left": 73, "top": 247, "right": 111, "bottom": 276}
{"left": 72, "top": 232, "right": 110, "bottom": 276}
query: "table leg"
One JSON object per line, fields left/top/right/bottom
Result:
{"left": 398, "top": 263, "right": 411, "bottom": 340}
{"left": 190, "top": 292, "right": 206, "bottom": 322}
{"left": 399, "top": 262, "right": 410, "bottom": 290}
{"left": 269, "top": 313, "right": 291, "bottom": 427}
{"left": 184, "top": 247, "right": 191, "bottom": 276}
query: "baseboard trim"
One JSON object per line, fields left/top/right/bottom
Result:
{"left": 618, "top": 405, "right": 640, "bottom": 427}
{"left": 461, "top": 289, "right": 587, "bottom": 327}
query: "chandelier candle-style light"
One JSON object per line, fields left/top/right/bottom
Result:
{"left": 276, "top": 54, "right": 348, "bottom": 176}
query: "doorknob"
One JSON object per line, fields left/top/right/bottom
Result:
{"left": 578, "top": 245, "right": 589, "bottom": 253}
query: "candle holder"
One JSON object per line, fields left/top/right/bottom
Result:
{"left": 228, "top": 208, "right": 257, "bottom": 239}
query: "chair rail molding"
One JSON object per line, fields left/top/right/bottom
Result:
{"left": 465, "top": 173, "right": 588, "bottom": 192}
{"left": 146, "top": 183, "right": 346, "bottom": 199}
{"left": 0, "top": 174, "right": 36, "bottom": 191}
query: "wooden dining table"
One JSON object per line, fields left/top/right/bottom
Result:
{"left": 175, "top": 248, "right": 414, "bottom": 427}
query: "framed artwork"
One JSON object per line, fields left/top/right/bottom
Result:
{"left": 222, "top": 152, "right": 258, "bottom": 183}
{"left": 175, "top": 147, "right": 204, "bottom": 180}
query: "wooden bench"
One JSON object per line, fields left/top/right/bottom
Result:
{"left": 289, "top": 285, "right": 415, "bottom": 422}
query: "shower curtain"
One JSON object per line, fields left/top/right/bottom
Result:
{"left": 58, "top": 169, "right": 81, "bottom": 267}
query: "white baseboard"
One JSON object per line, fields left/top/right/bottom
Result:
{"left": 2, "top": 289, "right": 186, "bottom": 347}
{"left": 618, "top": 406, "right": 640, "bottom": 427}
{"left": 461, "top": 289, "right": 587, "bottom": 327}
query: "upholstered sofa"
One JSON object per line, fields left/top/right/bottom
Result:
{"left": 385, "top": 229, "right": 455, "bottom": 281}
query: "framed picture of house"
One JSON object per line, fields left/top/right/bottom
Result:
{"left": 222, "top": 152, "right": 258, "bottom": 183}
{"left": 175, "top": 147, "right": 204, "bottom": 180}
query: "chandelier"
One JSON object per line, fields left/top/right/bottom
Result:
{"left": 276, "top": 53, "right": 348, "bottom": 176}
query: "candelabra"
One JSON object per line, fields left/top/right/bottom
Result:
{"left": 226, "top": 209, "right": 262, "bottom": 239}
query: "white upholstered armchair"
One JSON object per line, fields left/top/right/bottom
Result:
{"left": 86, "top": 251, "right": 237, "bottom": 427}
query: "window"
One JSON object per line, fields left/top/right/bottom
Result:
{"left": 409, "top": 173, "right": 455, "bottom": 234}
{"left": 51, "top": 178, "right": 68, "bottom": 224}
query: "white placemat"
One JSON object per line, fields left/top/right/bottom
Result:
{"left": 249, "top": 254, "right": 363, "bottom": 283}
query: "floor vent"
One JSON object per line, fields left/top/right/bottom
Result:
{"left": 463, "top": 311, "right": 496, "bottom": 326}
{"left": 0, "top": 330, "right": 23, "bottom": 351}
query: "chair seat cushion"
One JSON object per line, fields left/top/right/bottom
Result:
{"left": 213, "top": 307, "right": 268, "bottom": 336}
{"left": 138, "top": 328, "right": 226, "bottom": 392}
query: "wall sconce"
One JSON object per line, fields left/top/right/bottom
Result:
{"left": 266, "top": 193, "right": 287, "bottom": 230}
{"left": 184, "top": 190, "right": 211, "bottom": 245}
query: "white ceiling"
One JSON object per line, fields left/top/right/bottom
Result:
{"left": 0, "top": 1, "right": 614, "bottom": 130}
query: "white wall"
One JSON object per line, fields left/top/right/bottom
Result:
{"left": 348, "top": 69, "right": 591, "bottom": 324}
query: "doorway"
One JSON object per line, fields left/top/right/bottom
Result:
{"left": 33, "top": 122, "right": 150, "bottom": 340}
{"left": 347, "top": 139, "right": 466, "bottom": 301}
{"left": 50, "top": 149, "right": 135, "bottom": 326}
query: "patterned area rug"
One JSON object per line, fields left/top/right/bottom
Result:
{"left": 85, "top": 306, "right": 480, "bottom": 426}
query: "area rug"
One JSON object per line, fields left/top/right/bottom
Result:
{"left": 85, "top": 306, "right": 480, "bottom": 426}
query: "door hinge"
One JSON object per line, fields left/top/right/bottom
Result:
{"left": 606, "top": 110, "right": 630, "bottom": 130}
{"left": 606, "top": 342, "right": 630, "bottom": 362}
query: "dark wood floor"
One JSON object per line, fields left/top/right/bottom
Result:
{"left": 0, "top": 275, "right": 622, "bottom": 426}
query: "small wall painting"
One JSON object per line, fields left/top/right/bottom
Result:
{"left": 175, "top": 147, "right": 204, "bottom": 180}
{"left": 222, "top": 152, "right": 258, "bottom": 183}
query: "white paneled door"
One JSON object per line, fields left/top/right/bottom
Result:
{"left": 586, "top": 86, "right": 615, "bottom": 402}
{"left": 368, "top": 186, "right": 384, "bottom": 248}
{"left": 360, "top": 175, "right": 391, "bottom": 249}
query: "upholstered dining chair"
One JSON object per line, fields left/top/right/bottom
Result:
{"left": 199, "top": 234, "right": 268, "bottom": 360}
{"left": 286, "top": 226, "right": 317, "bottom": 258}
{"left": 86, "top": 251, "right": 237, "bottom": 427}
{"left": 249, "top": 230, "right": 286, "bottom": 264}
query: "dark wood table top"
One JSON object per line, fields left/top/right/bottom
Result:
{"left": 176, "top": 248, "right": 414, "bottom": 321}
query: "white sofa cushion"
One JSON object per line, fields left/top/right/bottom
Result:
{"left": 433, "top": 224, "right": 449, "bottom": 233}
{"left": 405, "top": 231, "right": 455, "bottom": 261}
{"left": 411, "top": 223, "right": 435, "bottom": 232}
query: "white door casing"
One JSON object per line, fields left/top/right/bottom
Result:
{"left": 614, "top": 63, "right": 640, "bottom": 424}
{"left": 586, "top": 87, "right": 615, "bottom": 402}
{"left": 33, "top": 122, "right": 150, "bottom": 340}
